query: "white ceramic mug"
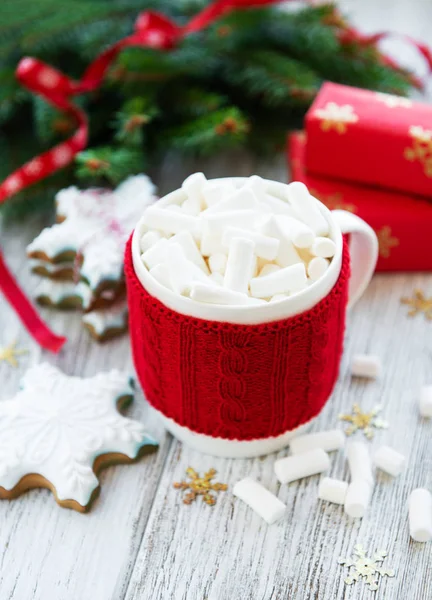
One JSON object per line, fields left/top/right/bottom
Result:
{"left": 127, "top": 177, "right": 378, "bottom": 458}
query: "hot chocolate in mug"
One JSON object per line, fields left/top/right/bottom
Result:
{"left": 125, "top": 177, "right": 378, "bottom": 458}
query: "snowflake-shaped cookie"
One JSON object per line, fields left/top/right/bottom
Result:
{"left": 0, "top": 363, "right": 158, "bottom": 511}
{"left": 27, "top": 175, "right": 157, "bottom": 293}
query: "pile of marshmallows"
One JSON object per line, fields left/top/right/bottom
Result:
{"left": 233, "top": 357, "right": 432, "bottom": 543}
{"left": 139, "top": 173, "right": 336, "bottom": 304}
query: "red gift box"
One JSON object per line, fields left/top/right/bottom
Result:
{"left": 305, "top": 82, "right": 432, "bottom": 199}
{"left": 288, "top": 131, "right": 432, "bottom": 271}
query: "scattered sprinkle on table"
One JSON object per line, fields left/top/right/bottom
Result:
{"left": 173, "top": 468, "right": 228, "bottom": 506}
{"left": 339, "top": 404, "right": 388, "bottom": 439}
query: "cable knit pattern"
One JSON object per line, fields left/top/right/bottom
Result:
{"left": 125, "top": 237, "right": 350, "bottom": 441}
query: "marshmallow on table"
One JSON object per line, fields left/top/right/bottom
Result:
{"left": 202, "top": 180, "right": 236, "bottom": 208}
{"left": 344, "top": 479, "right": 373, "bottom": 518}
{"left": 308, "top": 257, "right": 330, "bottom": 282}
{"left": 204, "top": 187, "right": 258, "bottom": 213}
{"left": 286, "top": 181, "right": 329, "bottom": 236}
{"left": 409, "top": 488, "right": 432, "bottom": 542}
{"left": 318, "top": 477, "right": 348, "bottom": 505}
{"left": 140, "top": 230, "right": 162, "bottom": 253}
{"left": 222, "top": 226, "right": 279, "bottom": 261}
{"left": 274, "top": 448, "right": 330, "bottom": 484}
{"left": 373, "top": 445, "right": 405, "bottom": 477}
{"left": 289, "top": 429, "right": 345, "bottom": 455}
{"left": 223, "top": 237, "right": 255, "bottom": 295}
{"left": 208, "top": 253, "right": 227, "bottom": 274}
{"left": 346, "top": 441, "right": 374, "bottom": 485}
{"left": 182, "top": 172, "right": 206, "bottom": 213}
{"left": 310, "top": 237, "right": 336, "bottom": 259}
{"left": 233, "top": 477, "right": 286, "bottom": 525}
{"left": 351, "top": 354, "right": 382, "bottom": 379}
{"left": 191, "top": 283, "right": 265, "bottom": 306}
{"left": 261, "top": 216, "right": 303, "bottom": 268}
{"left": 419, "top": 386, "right": 432, "bottom": 417}
{"left": 250, "top": 263, "right": 307, "bottom": 299}
{"left": 277, "top": 215, "right": 315, "bottom": 249}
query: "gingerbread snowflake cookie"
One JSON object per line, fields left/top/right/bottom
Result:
{"left": 27, "top": 174, "right": 157, "bottom": 298}
{"left": 0, "top": 363, "right": 158, "bottom": 511}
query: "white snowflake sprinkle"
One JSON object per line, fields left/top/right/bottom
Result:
{"left": 338, "top": 544, "right": 395, "bottom": 592}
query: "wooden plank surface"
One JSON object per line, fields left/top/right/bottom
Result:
{"left": 1, "top": 1, "right": 432, "bottom": 598}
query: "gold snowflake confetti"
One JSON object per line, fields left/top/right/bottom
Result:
{"left": 401, "top": 289, "right": 432, "bottom": 320}
{"left": 338, "top": 544, "right": 395, "bottom": 592}
{"left": 314, "top": 102, "right": 359, "bottom": 134}
{"left": 339, "top": 404, "right": 388, "bottom": 439}
{"left": 375, "top": 226, "right": 399, "bottom": 259}
{"left": 173, "top": 467, "right": 228, "bottom": 506}
{"left": 404, "top": 125, "right": 432, "bottom": 177}
{"left": 0, "top": 341, "right": 28, "bottom": 368}
{"left": 375, "top": 92, "right": 412, "bottom": 109}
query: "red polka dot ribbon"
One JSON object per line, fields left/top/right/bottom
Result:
{"left": 0, "top": 0, "right": 430, "bottom": 352}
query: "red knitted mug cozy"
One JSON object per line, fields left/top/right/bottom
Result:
{"left": 125, "top": 236, "right": 350, "bottom": 441}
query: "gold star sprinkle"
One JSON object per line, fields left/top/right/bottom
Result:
{"left": 173, "top": 467, "right": 228, "bottom": 506}
{"left": 376, "top": 226, "right": 399, "bottom": 259}
{"left": 339, "top": 404, "right": 388, "bottom": 439}
{"left": 401, "top": 289, "right": 432, "bottom": 320}
{"left": 0, "top": 341, "right": 28, "bottom": 368}
{"left": 339, "top": 544, "right": 395, "bottom": 592}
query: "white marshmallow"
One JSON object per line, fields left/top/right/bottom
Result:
{"left": 140, "top": 230, "right": 162, "bottom": 253}
{"left": 419, "top": 386, "right": 432, "bottom": 417}
{"left": 373, "top": 445, "right": 405, "bottom": 477}
{"left": 233, "top": 477, "right": 286, "bottom": 525}
{"left": 351, "top": 354, "right": 381, "bottom": 379}
{"left": 170, "top": 231, "right": 210, "bottom": 274}
{"left": 143, "top": 207, "right": 200, "bottom": 238}
{"left": 182, "top": 198, "right": 201, "bottom": 215}
{"left": 205, "top": 187, "right": 257, "bottom": 213}
{"left": 202, "top": 180, "right": 236, "bottom": 208}
{"left": 208, "top": 272, "right": 224, "bottom": 286}
{"left": 250, "top": 263, "right": 307, "bottom": 298}
{"left": 308, "top": 256, "right": 330, "bottom": 281}
{"left": 222, "top": 226, "right": 279, "bottom": 261}
{"left": 182, "top": 172, "right": 206, "bottom": 212}
{"left": 244, "top": 175, "right": 267, "bottom": 203}
{"left": 409, "top": 488, "right": 432, "bottom": 542}
{"left": 259, "top": 263, "right": 281, "bottom": 277}
{"left": 141, "top": 238, "right": 170, "bottom": 270}
{"left": 149, "top": 263, "right": 172, "bottom": 290}
{"left": 262, "top": 193, "right": 296, "bottom": 217}
{"left": 346, "top": 441, "right": 374, "bottom": 485}
{"left": 286, "top": 182, "right": 329, "bottom": 236}
{"left": 190, "top": 283, "right": 265, "bottom": 306}
{"left": 167, "top": 204, "right": 183, "bottom": 213}
{"left": 200, "top": 222, "right": 226, "bottom": 256}
{"left": 274, "top": 448, "right": 330, "bottom": 484}
{"left": 270, "top": 294, "right": 288, "bottom": 302}
{"left": 344, "top": 479, "right": 373, "bottom": 518}
{"left": 166, "top": 244, "right": 208, "bottom": 295}
{"left": 261, "top": 216, "right": 303, "bottom": 268}
{"left": 277, "top": 214, "right": 315, "bottom": 249}
{"left": 289, "top": 429, "right": 345, "bottom": 455}
{"left": 208, "top": 253, "right": 227, "bottom": 274}
{"left": 223, "top": 237, "right": 255, "bottom": 295}
{"left": 318, "top": 477, "right": 348, "bottom": 505}
{"left": 202, "top": 209, "right": 259, "bottom": 235}
{"left": 311, "top": 237, "right": 336, "bottom": 258}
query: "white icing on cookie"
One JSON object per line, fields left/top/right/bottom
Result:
{"left": 29, "top": 258, "right": 74, "bottom": 275}
{"left": 27, "top": 175, "right": 157, "bottom": 291}
{"left": 0, "top": 363, "right": 157, "bottom": 507}
{"left": 35, "top": 278, "right": 94, "bottom": 309}
{"left": 83, "top": 302, "right": 128, "bottom": 336}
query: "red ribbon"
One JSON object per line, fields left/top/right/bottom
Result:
{"left": 0, "top": 0, "right": 430, "bottom": 351}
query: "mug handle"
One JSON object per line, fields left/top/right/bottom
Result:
{"left": 331, "top": 210, "right": 379, "bottom": 308}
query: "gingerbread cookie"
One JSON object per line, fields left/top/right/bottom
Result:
{"left": 27, "top": 175, "right": 157, "bottom": 295}
{"left": 29, "top": 258, "right": 75, "bottom": 281}
{"left": 34, "top": 276, "right": 126, "bottom": 312}
{"left": 0, "top": 363, "right": 158, "bottom": 511}
{"left": 83, "top": 302, "right": 129, "bottom": 342}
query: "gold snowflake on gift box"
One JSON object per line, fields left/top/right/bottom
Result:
{"left": 404, "top": 125, "right": 432, "bottom": 177}
{"left": 339, "top": 404, "right": 388, "bottom": 439}
{"left": 314, "top": 102, "right": 359, "bottom": 134}
{"left": 375, "top": 226, "right": 399, "bottom": 258}
{"left": 310, "top": 189, "right": 357, "bottom": 213}
{"left": 401, "top": 289, "right": 432, "bottom": 320}
{"left": 338, "top": 544, "right": 395, "bottom": 592}
{"left": 173, "top": 467, "right": 228, "bottom": 506}
{"left": 375, "top": 92, "right": 412, "bottom": 109}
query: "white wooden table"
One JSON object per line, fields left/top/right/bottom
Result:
{"left": 1, "top": 2, "right": 431, "bottom": 599}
